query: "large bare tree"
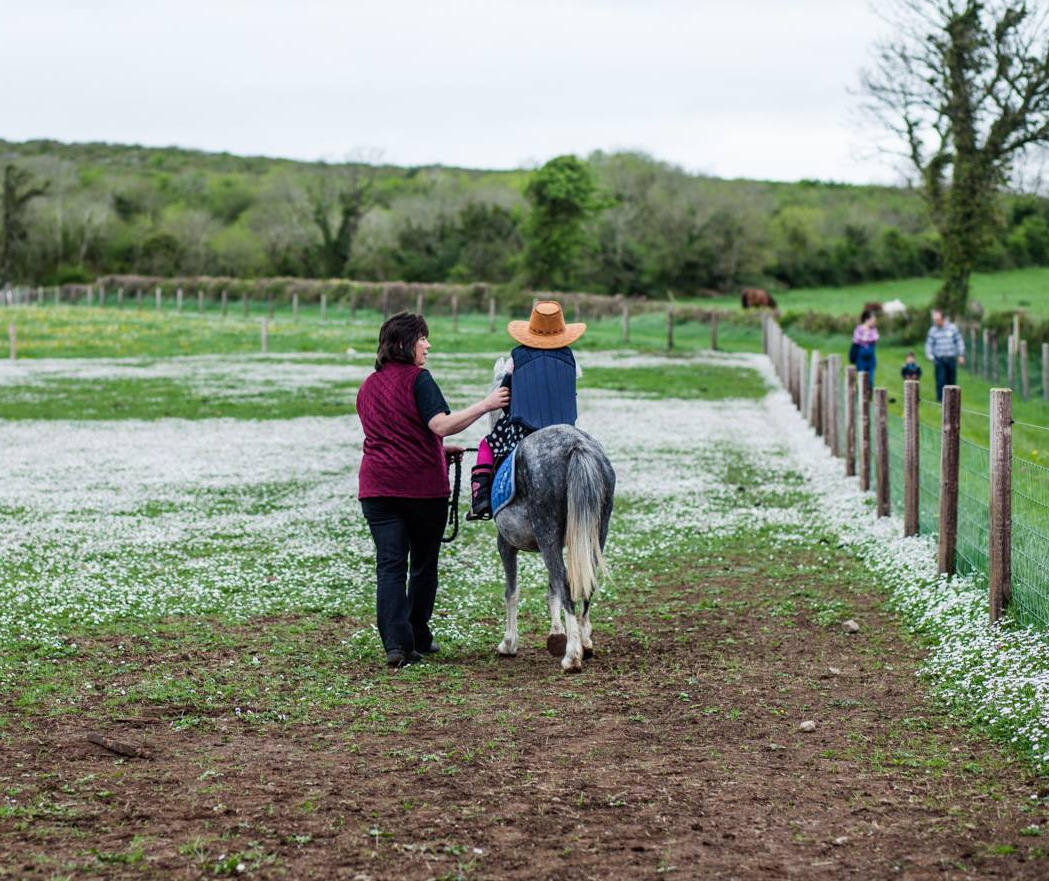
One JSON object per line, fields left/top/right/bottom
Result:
{"left": 0, "top": 164, "right": 49, "bottom": 286}
{"left": 862, "top": 0, "right": 1049, "bottom": 315}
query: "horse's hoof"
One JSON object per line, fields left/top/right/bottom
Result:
{"left": 496, "top": 642, "right": 517, "bottom": 657}
{"left": 582, "top": 646, "right": 594, "bottom": 660}
{"left": 546, "top": 633, "right": 567, "bottom": 657}
{"left": 561, "top": 660, "right": 583, "bottom": 674}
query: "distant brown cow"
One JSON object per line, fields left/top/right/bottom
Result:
{"left": 741, "top": 288, "right": 777, "bottom": 309}
{"left": 862, "top": 301, "right": 883, "bottom": 315}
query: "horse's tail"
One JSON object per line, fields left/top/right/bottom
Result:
{"left": 565, "top": 446, "right": 609, "bottom": 605}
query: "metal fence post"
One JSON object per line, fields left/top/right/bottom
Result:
{"left": 1020, "top": 339, "right": 1030, "bottom": 400}
{"left": 989, "top": 388, "right": 1012, "bottom": 624}
{"left": 903, "top": 380, "right": 920, "bottom": 536}
{"left": 875, "top": 387, "right": 890, "bottom": 517}
{"left": 938, "top": 385, "right": 961, "bottom": 574}
{"left": 1043, "top": 342, "right": 1049, "bottom": 402}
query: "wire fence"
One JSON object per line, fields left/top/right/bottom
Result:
{"left": 766, "top": 317, "right": 1049, "bottom": 630}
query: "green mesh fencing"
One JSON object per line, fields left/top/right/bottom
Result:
{"left": 918, "top": 423, "right": 942, "bottom": 536}
{"left": 1012, "top": 456, "right": 1049, "bottom": 628}
{"left": 956, "top": 439, "right": 990, "bottom": 579}
{"left": 888, "top": 413, "right": 904, "bottom": 515}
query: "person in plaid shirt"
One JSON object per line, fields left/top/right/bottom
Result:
{"left": 925, "top": 310, "right": 966, "bottom": 402}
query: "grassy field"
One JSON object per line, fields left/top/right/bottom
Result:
{"left": 0, "top": 302, "right": 760, "bottom": 360}
{"left": 693, "top": 266, "right": 1049, "bottom": 319}
{"left": 4, "top": 307, "right": 1049, "bottom": 875}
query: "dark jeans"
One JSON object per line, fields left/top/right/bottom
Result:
{"left": 934, "top": 357, "right": 957, "bottom": 402}
{"left": 361, "top": 497, "right": 448, "bottom": 655}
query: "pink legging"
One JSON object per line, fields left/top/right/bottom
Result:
{"left": 476, "top": 438, "right": 494, "bottom": 467}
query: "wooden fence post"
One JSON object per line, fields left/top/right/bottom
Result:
{"left": 846, "top": 366, "right": 857, "bottom": 476}
{"left": 711, "top": 313, "right": 718, "bottom": 351}
{"left": 7, "top": 324, "right": 15, "bottom": 363}
{"left": 621, "top": 302, "right": 629, "bottom": 344}
{"left": 176, "top": 288, "right": 183, "bottom": 313}
{"left": 135, "top": 289, "right": 142, "bottom": 309}
{"left": 98, "top": 286, "right": 105, "bottom": 307}
{"left": 242, "top": 291, "right": 249, "bottom": 318}
{"left": 1020, "top": 339, "right": 1029, "bottom": 400}
{"left": 666, "top": 305, "right": 674, "bottom": 352}
{"left": 989, "top": 388, "right": 1012, "bottom": 623}
{"left": 292, "top": 292, "right": 299, "bottom": 321}
{"left": 197, "top": 289, "right": 204, "bottom": 315}
{"left": 489, "top": 296, "right": 497, "bottom": 334}
{"left": 221, "top": 289, "right": 228, "bottom": 317}
{"left": 382, "top": 286, "right": 390, "bottom": 321}
{"left": 261, "top": 318, "right": 269, "bottom": 354}
{"left": 860, "top": 371, "right": 872, "bottom": 492}
{"left": 267, "top": 292, "right": 274, "bottom": 319}
{"left": 416, "top": 289, "right": 424, "bottom": 315}
{"left": 117, "top": 288, "right": 124, "bottom": 308}
{"left": 155, "top": 287, "right": 162, "bottom": 312}
{"left": 86, "top": 285, "right": 93, "bottom": 307}
{"left": 53, "top": 285, "right": 59, "bottom": 306}
{"left": 938, "top": 385, "right": 961, "bottom": 574}
{"left": 828, "top": 355, "right": 841, "bottom": 456}
{"left": 816, "top": 359, "right": 827, "bottom": 439}
{"left": 991, "top": 332, "right": 1000, "bottom": 383}
{"left": 320, "top": 292, "right": 327, "bottom": 321}
{"left": 982, "top": 328, "right": 990, "bottom": 380}
{"left": 903, "top": 379, "right": 920, "bottom": 536}
{"left": 351, "top": 291, "right": 358, "bottom": 321}
{"left": 452, "top": 293, "right": 459, "bottom": 333}
{"left": 807, "top": 350, "right": 821, "bottom": 427}
{"left": 874, "top": 387, "right": 890, "bottom": 517}
{"left": 969, "top": 325, "right": 977, "bottom": 373}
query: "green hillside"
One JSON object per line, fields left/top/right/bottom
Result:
{"left": 2, "top": 139, "right": 1049, "bottom": 297}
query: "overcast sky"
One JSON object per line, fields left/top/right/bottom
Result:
{"left": 0, "top": 0, "right": 898, "bottom": 184}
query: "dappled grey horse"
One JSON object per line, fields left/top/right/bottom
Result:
{"left": 492, "top": 424, "right": 616, "bottom": 673}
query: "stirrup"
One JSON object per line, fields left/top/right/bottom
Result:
{"left": 465, "top": 508, "right": 492, "bottom": 522}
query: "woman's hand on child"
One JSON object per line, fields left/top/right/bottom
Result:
{"left": 485, "top": 387, "right": 511, "bottom": 411}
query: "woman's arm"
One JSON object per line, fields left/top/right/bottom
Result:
{"left": 428, "top": 387, "right": 510, "bottom": 438}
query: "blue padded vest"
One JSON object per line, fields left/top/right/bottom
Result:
{"left": 508, "top": 345, "right": 577, "bottom": 430}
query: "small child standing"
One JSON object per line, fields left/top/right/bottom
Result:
{"left": 901, "top": 351, "right": 922, "bottom": 382}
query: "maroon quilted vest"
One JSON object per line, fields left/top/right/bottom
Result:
{"left": 356, "top": 364, "right": 450, "bottom": 499}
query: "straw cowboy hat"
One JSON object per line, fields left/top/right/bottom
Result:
{"left": 507, "top": 301, "right": 587, "bottom": 349}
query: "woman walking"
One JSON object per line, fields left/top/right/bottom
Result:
{"left": 852, "top": 309, "right": 879, "bottom": 387}
{"left": 356, "top": 312, "right": 509, "bottom": 667}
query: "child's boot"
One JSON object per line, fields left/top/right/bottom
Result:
{"left": 466, "top": 465, "right": 494, "bottom": 521}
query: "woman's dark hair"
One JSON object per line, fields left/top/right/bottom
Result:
{"left": 375, "top": 312, "right": 429, "bottom": 370}
{"left": 860, "top": 309, "right": 874, "bottom": 323}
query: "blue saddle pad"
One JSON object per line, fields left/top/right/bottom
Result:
{"left": 491, "top": 454, "right": 516, "bottom": 517}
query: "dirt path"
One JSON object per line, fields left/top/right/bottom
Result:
{"left": 3, "top": 534, "right": 1047, "bottom": 880}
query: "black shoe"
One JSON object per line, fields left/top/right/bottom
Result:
{"left": 386, "top": 649, "right": 423, "bottom": 668}
{"left": 416, "top": 641, "right": 441, "bottom": 655}
{"left": 466, "top": 465, "right": 493, "bottom": 521}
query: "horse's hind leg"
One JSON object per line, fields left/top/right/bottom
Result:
{"left": 496, "top": 535, "right": 519, "bottom": 657}
{"left": 538, "top": 542, "right": 583, "bottom": 673}
{"left": 580, "top": 598, "right": 594, "bottom": 659}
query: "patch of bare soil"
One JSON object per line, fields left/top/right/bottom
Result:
{"left": 2, "top": 544, "right": 1048, "bottom": 880}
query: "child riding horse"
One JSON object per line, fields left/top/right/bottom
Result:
{"left": 467, "top": 300, "right": 586, "bottom": 521}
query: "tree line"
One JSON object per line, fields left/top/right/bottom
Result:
{"left": 3, "top": 138, "right": 1049, "bottom": 299}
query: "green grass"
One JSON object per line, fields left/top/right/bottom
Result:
{"left": 0, "top": 303, "right": 761, "bottom": 360}
{"left": 0, "top": 375, "right": 362, "bottom": 420}
{"left": 691, "top": 266, "right": 1049, "bottom": 320}
{"left": 581, "top": 364, "right": 768, "bottom": 400}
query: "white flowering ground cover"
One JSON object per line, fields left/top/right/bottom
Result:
{"left": 2, "top": 347, "right": 1049, "bottom": 775}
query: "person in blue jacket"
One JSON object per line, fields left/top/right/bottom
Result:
{"left": 467, "top": 300, "right": 586, "bottom": 520}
